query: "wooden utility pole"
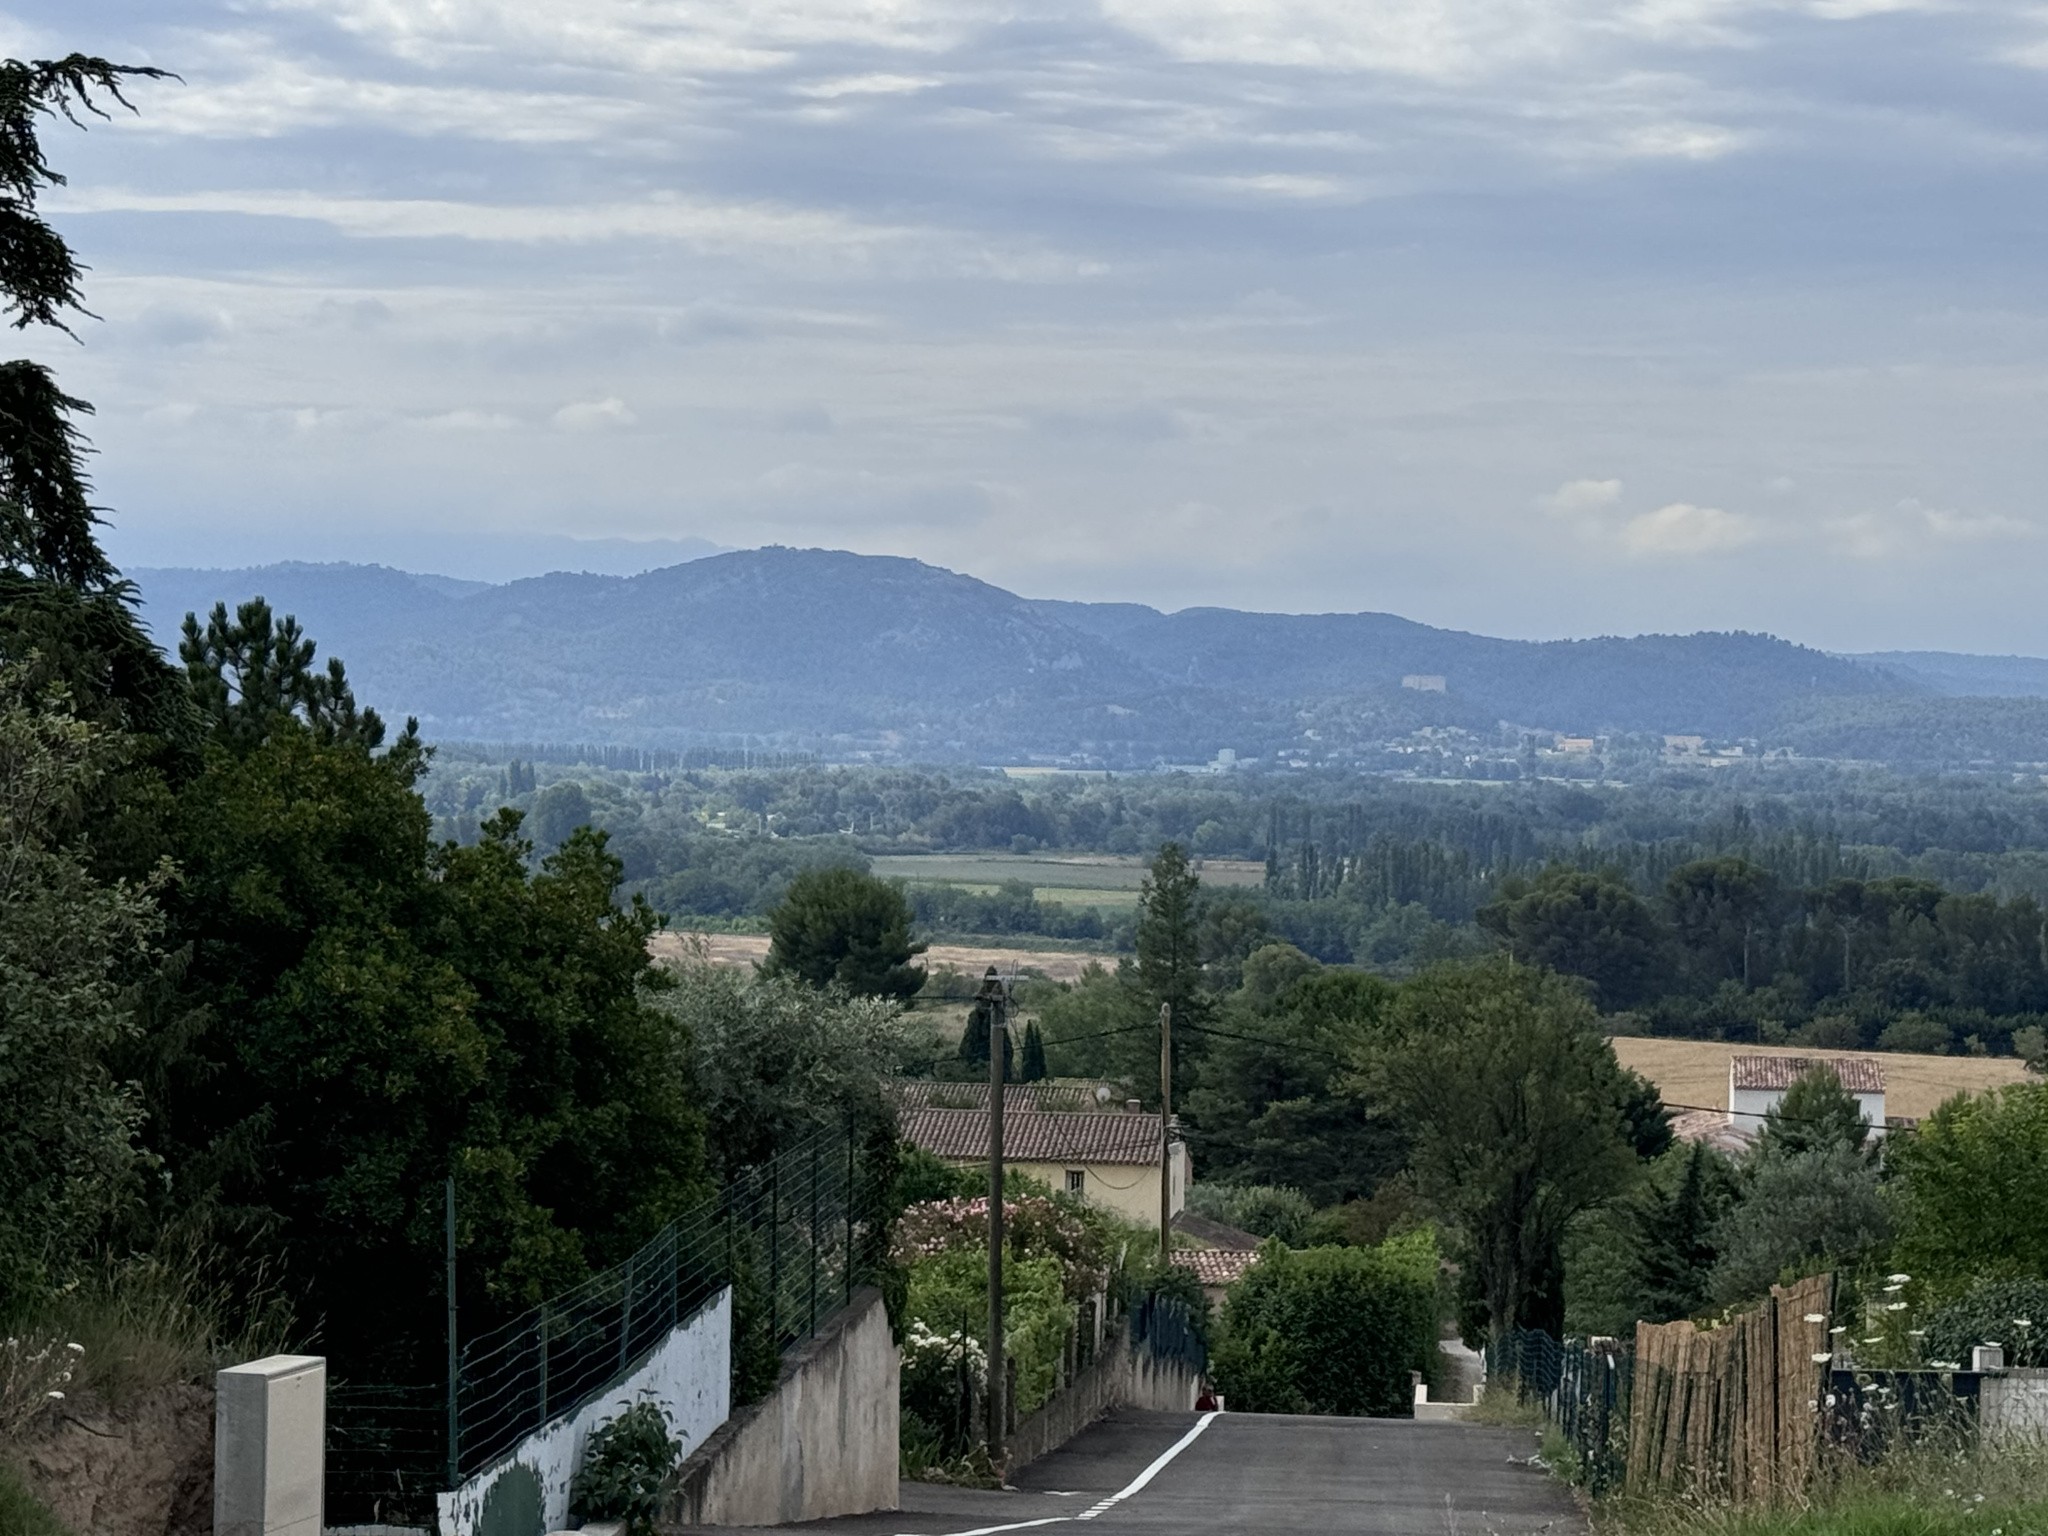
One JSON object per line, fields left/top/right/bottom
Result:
{"left": 982, "top": 966, "right": 1007, "bottom": 1466}
{"left": 1159, "top": 1002, "right": 1173, "bottom": 1265}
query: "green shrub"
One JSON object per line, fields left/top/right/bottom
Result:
{"left": 905, "top": 1248, "right": 1070, "bottom": 1417}
{"left": 1185, "top": 1184, "right": 1315, "bottom": 1247}
{"left": 571, "top": 1401, "right": 679, "bottom": 1536}
{"left": 1921, "top": 1278, "right": 2048, "bottom": 1369}
{"left": 1210, "top": 1231, "right": 1438, "bottom": 1417}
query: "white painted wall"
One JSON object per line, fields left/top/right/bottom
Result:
{"left": 436, "top": 1288, "right": 731, "bottom": 1536}
{"left": 1728, "top": 1086, "right": 1885, "bottom": 1137}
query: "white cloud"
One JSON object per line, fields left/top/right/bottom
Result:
{"left": 552, "top": 397, "right": 638, "bottom": 431}
{"left": 1619, "top": 501, "right": 1761, "bottom": 556}
{"left": 1542, "top": 477, "right": 1625, "bottom": 518}
{"left": 1917, "top": 503, "right": 2033, "bottom": 541}
{"left": 423, "top": 408, "right": 518, "bottom": 432}
{"left": 794, "top": 73, "right": 944, "bottom": 98}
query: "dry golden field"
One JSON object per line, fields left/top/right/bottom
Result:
{"left": 1610, "top": 1035, "right": 2035, "bottom": 1123}
{"left": 648, "top": 930, "right": 1108, "bottom": 986}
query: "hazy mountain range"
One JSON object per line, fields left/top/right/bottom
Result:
{"left": 126, "top": 549, "right": 2048, "bottom": 766}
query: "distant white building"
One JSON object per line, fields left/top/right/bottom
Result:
{"left": 1728, "top": 1055, "right": 1886, "bottom": 1137}
{"left": 1401, "top": 674, "right": 1447, "bottom": 693}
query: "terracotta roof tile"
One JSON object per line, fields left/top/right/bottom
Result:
{"left": 884, "top": 1080, "right": 1126, "bottom": 1114}
{"left": 1173, "top": 1249, "right": 1261, "bottom": 1287}
{"left": 899, "top": 1106, "right": 1165, "bottom": 1166}
{"left": 1730, "top": 1055, "right": 1885, "bottom": 1093}
{"left": 1669, "top": 1108, "right": 1757, "bottom": 1155}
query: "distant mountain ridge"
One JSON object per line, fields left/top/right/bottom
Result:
{"left": 126, "top": 548, "right": 2038, "bottom": 764}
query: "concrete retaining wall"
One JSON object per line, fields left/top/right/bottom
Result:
{"left": 1983, "top": 1369, "right": 2048, "bottom": 1446}
{"left": 438, "top": 1289, "right": 731, "bottom": 1536}
{"left": 1006, "top": 1334, "right": 1200, "bottom": 1474}
{"left": 663, "top": 1288, "right": 897, "bottom": 1529}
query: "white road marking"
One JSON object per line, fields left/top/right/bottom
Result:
{"left": 1076, "top": 1411, "right": 1220, "bottom": 1520}
{"left": 897, "top": 1411, "right": 1222, "bottom": 1536}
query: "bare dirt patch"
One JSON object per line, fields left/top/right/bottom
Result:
{"left": 649, "top": 931, "right": 1109, "bottom": 986}
{"left": 1610, "top": 1035, "right": 2035, "bottom": 1123}
{"left": 15, "top": 1384, "right": 212, "bottom": 1536}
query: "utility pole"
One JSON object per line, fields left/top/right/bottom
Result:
{"left": 1159, "top": 1001, "right": 1173, "bottom": 1266}
{"left": 982, "top": 966, "right": 1007, "bottom": 1467}
{"left": 445, "top": 1176, "right": 459, "bottom": 1488}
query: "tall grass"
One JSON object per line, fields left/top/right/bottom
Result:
{"left": 34, "top": 1232, "right": 295, "bottom": 1406}
{"left": 1597, "top": 1437, "right": 2048, "bottom": 1536}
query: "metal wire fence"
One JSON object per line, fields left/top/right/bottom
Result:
{"left": 1132, "top": 1294, "right": 1207, "bottom": 1377}
{"left": 326, "top": 1382, "right": 446, "bottom": 1529}
{"left": 325, "top": 1124, "right": 889, "bottom": 1525}
{"left": 1486, "top": 1330, "right": 1634, "bottom": 1494}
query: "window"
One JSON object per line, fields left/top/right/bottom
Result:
{"left": 1065, "top": 1169, "right": 1086, "bottom": 1195}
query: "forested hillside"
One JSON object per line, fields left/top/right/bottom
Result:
{"left": 132, "top": 550, "right": 2043, "bottom": 766}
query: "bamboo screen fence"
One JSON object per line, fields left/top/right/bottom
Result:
{"left": 1625, "top": 1272, "right": 1836, "bottom": 1502}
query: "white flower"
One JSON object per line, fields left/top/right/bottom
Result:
{"left": 45, "top": 1390, "right": 63, "bottom": 1401}
{"left": 1804, "top": 1312, "right": 1826, "bottom": 1323}
{"left": 1888, "top": 1273, "right": 1912, "bottom": 1284}
{"left": 64, "top": 1342, "right": 83, "bottom": 1354}
{"left": 1812, "top": 1352, "right": 1834, "bottom": 1363}
{"left": 1887, "top": 1302, "right": 1909, "bottom": 1312}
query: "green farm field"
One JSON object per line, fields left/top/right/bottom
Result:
{"left": 869, "top": 851, "right": 1264, "bottom": 907}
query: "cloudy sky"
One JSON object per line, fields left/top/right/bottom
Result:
{"left": 14, "top": 1, "right": 2048, "bottom": 649}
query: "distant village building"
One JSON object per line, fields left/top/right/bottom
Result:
{"left": 897, "top": 1102, "right": 1187, "bottom": 1230}
{"left": 1728, "top": 1055, "right": 1886, "bottom": 1136}
{"left": 1556, "top": 736, "right": 1598, "bottom": 754}
{"left": 1664, "top": 735, "right": 1706, "bottom": 758}
{"left": 1401, "top": 674, "right": 1447, "bottom": 692}
{"left": 1169, "top": 1211, "right": 1262, "bottom": 1309}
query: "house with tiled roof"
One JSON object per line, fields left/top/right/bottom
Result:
{"left": 897, "top": 1104, "right": 1188, "bottom": 1229}
{"left": 1728, "top": 1054, "right": 1886, "bottom": 1137}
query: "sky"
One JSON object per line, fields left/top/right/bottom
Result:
{"left": 12, "top": 1, "right": 2048, "bottom": 650}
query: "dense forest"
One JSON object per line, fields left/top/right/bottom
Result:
{"left": 415, "top": 752, "right": 2048, "bottom": 1059}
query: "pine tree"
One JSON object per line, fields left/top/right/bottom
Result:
{"left": 1020, "top": 1020, "right": 1048, "bottom": 1082}
{"left": 0, "top": 57, "right": 180, "bottom": 743}
{"left": 1758, "top": 1065, "right": 1870, "bottom": 1160}
{"left": 1632, "top": 1142, "right": 1731, "bottom": 1323}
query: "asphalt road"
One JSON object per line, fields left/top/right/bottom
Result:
{"left": 674, "top": 1410, "right": 1586, "bottom": 1535}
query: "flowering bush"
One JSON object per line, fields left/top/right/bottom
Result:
{"left": 0, "top": 1336, "right": 83, "bottom": 1437}
{"left": 905, "top": 1249, "right": 1072, "bottom": 1418}
{"left": 890, "top": 1195, "right": 1114, "bottom": 1300}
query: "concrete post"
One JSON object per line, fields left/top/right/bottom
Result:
{"left": 215, "top": 1354, "right": 326, "bottom": 1536}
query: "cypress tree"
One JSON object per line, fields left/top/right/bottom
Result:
{"left": 1020, "top": 1020, "right": 1048, "bottom": 1083}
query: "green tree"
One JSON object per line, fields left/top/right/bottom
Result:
{"left": 651, "top": 956, "right": 923, "bottom": 1177}
{"left": 1184, "top": 967, "right": 1400, "bottom": 1205}
{"left": 1664, "top": 857, "right": 1777, "bottom": 987}
{"left": 1890, "top": 1083, "right": 2048, "bottom": 1298}
{"left": 0, "top": 56, "right": 190, "bottom": 871}
{"left": 954, "top": 970, "right": 1014, "bottom": 1079}
{"left": 1019, "top": 1019, "right": 1048, "bottom": 1082}
{"left": 1136, "top": 842, "right": 1207, "bottom": 1026}
{"left": 1706, "top": 1143, "right": 1889, "bottom": 1305}
{"left": 0, "top": 671, "right": 164, "bottom": 1323}
{"left": 1475, "top": 866, "right": 1666, "bottom": 1010}
{"left": 1756, "top": 1064, "right": 1870, "bottom": 1161}
{"left": 1367, "top": 959, "right": 1639, "bottom": 1341}
{"left": 762, "top": 867, "right": 926, "bottom": 1000}
{"left": 179, "top": 598, "right": 399, "bottom": 753}
{"left": 1631, "top": 1141, "right": 1738, "bottom": 1323}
